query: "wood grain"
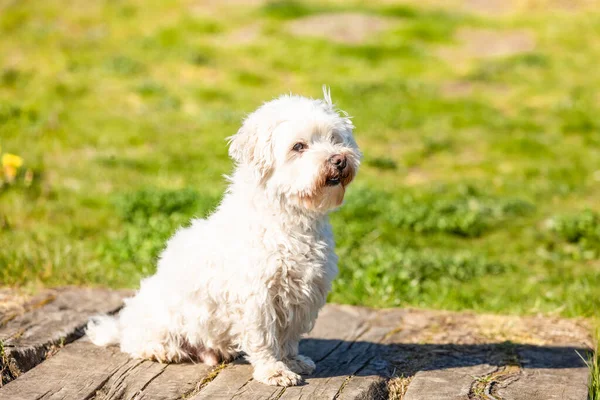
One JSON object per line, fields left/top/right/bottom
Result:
{"left": 0, "top": 289, "right": 593, "bottom": 400}
{"left": 0, "top": 287, "right": 131, "bottom": 385}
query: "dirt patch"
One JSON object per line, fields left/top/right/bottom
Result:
{"left": 463, "top": 0, "right": 597, "bottom": 15}
{"left": 210, "top": 0, "right": 264, "bottom": 4}
{"left": 463, "top": 0, "right": 514, "bottom": 15}
{"left": 440, "top": 81, "right": 474, "bottom": 97}
{"left": 189, "top": 0, "right": 265, "bottom": 17}
{"left": 222, "top": 23, "right": 261, "bottom": 46}
{"left": 377, "top": 0, "right": 462, "bottom": 8}
{"left": 286, "top": 13, "right": 394, "bottom": 44}
{"left": 193, "top": 0, "right": 266, "bottom": 8}
{"left": 440, "top": 80, "right": 510, "bottom": 98}
{"left": 440, "top": 28, "right": 536, "bottom": 61}
{"left": 458, "top": 28, "right": 536, "bottom": 58}
{"left": 521, "top": 0, "right": 599, "bottom": 11}
{"left": 404, "top": 168, "right": 431, "bottom": 186}
{"left": 385, "top": 308, "right": 593, "bottom": 347}
{"left": 473, "top": 313, "right": 593, "bottom": 347}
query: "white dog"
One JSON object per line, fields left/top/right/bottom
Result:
{"left": 86, "top": 87, "right": 360, "bottom": 387}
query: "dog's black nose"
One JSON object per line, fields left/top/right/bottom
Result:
{"left": 329, "top": 154, "right": 347, "bottom": 170}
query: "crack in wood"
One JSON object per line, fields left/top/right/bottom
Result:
{"left": 0, "top": 341, "right": 20, "bottom": 386}
{"left": 469, "top": 365, "right": 502, "bottom": 400}
{"left": 487, "top": 364, "right": 522, "bottom": 399}
{"left": 335, "top": 354, "right": 389, "bottom": 400}
{"left": 86, "top": 372, "right": 118, "bottom": 400}
{"left": 315, "top": 324, "right": 372, "bottom": 365}
{"left": 86, "top": 358, "right": 140, "bottom": 400}
{"left": 1, "top": 288, "right": 130, "bottom": 387}
{"left": 107, "top": 360, "right": 146, "bottom": 396}
{"left": 382, "top": 326, "right": 403, "bottom": 342}
{"left": 315, "top": 340, "right": 345, "bottom": 363}
{"left": 332, "top": 375, "right": 353, "bottom": 399}
{"left": 0, "top": 298, "right": 593, "bottom": 400}
{"left": 33, "top": 389, "right": 53, "bottom": 400}
{"left": 133, "top": 365, "right": 168, "bottom": 398}
{"left": 229, "top": 377, "right": 253, "bottom": 399}
{"left": 181, "top": 362, "right": 227, "bottom": 399}
{"left": 270, "top": 387, "right": 286, "bottom": 400}
{"left": 2, "top": 341, "right": 62, "bottom": 385}
{"left": 468, "top": 363, "right": 522, "bottom": 399}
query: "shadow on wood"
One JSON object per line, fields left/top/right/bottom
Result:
{"left": 0, "top": 290, "right": 592, "bottom": 400}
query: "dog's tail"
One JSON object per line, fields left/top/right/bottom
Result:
{"left": 86, "top": 315, "right": 121, "bottom": 346}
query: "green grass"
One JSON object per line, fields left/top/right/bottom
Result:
{"left": 585, "top": 328, "right": 600, "bottom": 400}
{"left": 1, "top": 0, "right": 600, "bottom": 323}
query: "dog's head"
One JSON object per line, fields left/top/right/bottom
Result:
{"left": 228, "top": 87, "right": 361, "bottom": 212}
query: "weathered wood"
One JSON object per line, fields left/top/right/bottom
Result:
{"left": 93, "top": 358, "right": 168, "bottom": 400}
{"left": 384, "top": 309, "right": 592, "bottom": 400}
{"left": 0, "top": 288, "right": 593, "bottom": 400}
{"left": 191, "top": 361, "right": 253, "bottom": 400}
{"left": 403, "top": 363, "right": 497, "bottom": 400}
{"left": 278, "top": 305, "right": 392, "bottom": 400}
{"left": 495, "top": 346, "right": 589, "bottom": 400}
{"left": 135, "top": 361, "right": 213, "bottom": 400}
{"left": 0, "top": 341, "right": 131, "bottom": 400}
{"left": 0, "top": 340, "right": 213, "bottom": 400}
{"left": 226, "top": 376, "right": 283, "bottom": 400}
{"left": 204, "top": 304, "right": 380, "bottom": 400}
{"left": 0, "top": 287, "right": 131, "bottom": 385}
{"left": 335, "top": 359, "right": 390, "bottom": 400}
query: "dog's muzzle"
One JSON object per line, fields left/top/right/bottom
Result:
{"left": 325, "top": 154, "right": 350, "bottom": 186}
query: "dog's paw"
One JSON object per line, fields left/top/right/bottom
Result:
{"left": 198, "top": 348, "right": 220, "bottom": 366}
{"left": 253, "top": 361, "right": 303, "bottom": 386}
{"left": 285, "top": 354, "right": 316, "bottom": 375}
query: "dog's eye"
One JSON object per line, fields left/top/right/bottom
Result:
{"left": 292, "top": 142, "right": 306, "bottom": 152}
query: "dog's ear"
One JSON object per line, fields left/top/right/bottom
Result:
{"left": 228, "top": 115, "right": 275, "bottom": 181}
{"left": 322, "top": 85, "right": 357, "bottom": 148}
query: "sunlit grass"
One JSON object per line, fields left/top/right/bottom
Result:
{"left": 591, "top": 339, "right": 600, "bottom": 400}
{"left": 581, "top": 328, "right": 600, "bottom": 400}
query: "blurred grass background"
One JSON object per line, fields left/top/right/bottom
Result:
{"left": 1, "top": 0, "right": 600, "bottom": 318}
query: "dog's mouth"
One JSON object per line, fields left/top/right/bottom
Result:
{"left": 325, "top": 177, "right": 341, "bottom": 186}
{"left": 324, "top": 168, "right": 353, "bottom": 188}
{"left": 323, "top": 160, "right": 355, "bottom": 189}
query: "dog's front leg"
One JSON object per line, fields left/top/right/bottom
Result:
{"left": 240, "top": 307, "right": 302, "bottom": 386}
{"left": 282, "top": 338, "right": 316, "bottom": 375}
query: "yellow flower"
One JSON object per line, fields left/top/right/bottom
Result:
{"left": 2, "top": 153, "right": 24, "bottom": 169}
{"left": 3, "top": 165, "right": 17, "bottom": 182}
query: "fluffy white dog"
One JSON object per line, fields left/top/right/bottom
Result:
{"left": 86, "top": 87, "right": 361, "bottom": 387}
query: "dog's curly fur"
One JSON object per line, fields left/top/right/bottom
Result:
{"left": 86, "top": 87, "right": 361, "bottom": 387}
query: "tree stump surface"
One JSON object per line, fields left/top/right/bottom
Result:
{"left": 0, "top": 287, "right": 592, "bottom": 400}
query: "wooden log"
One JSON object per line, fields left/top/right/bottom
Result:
{"left": 494, "top": 346, "right": 589, "bottom": 400}
{"left": 0, "top": 287, "right": 131, "bottom": 385}
{"left": 0, "top": 289, "right": 593, "bottom": 400}
{"left": 277, "top": 305, "right": 392, "bottom": 400}
{"left": 403, "top": 363, "right": 498, "bottom": 400}
{"left": 0, "top": 340, "right": 213, "bottom": 400}
{"left": 191, "top": 361, "right": 254, "bottom": 400}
